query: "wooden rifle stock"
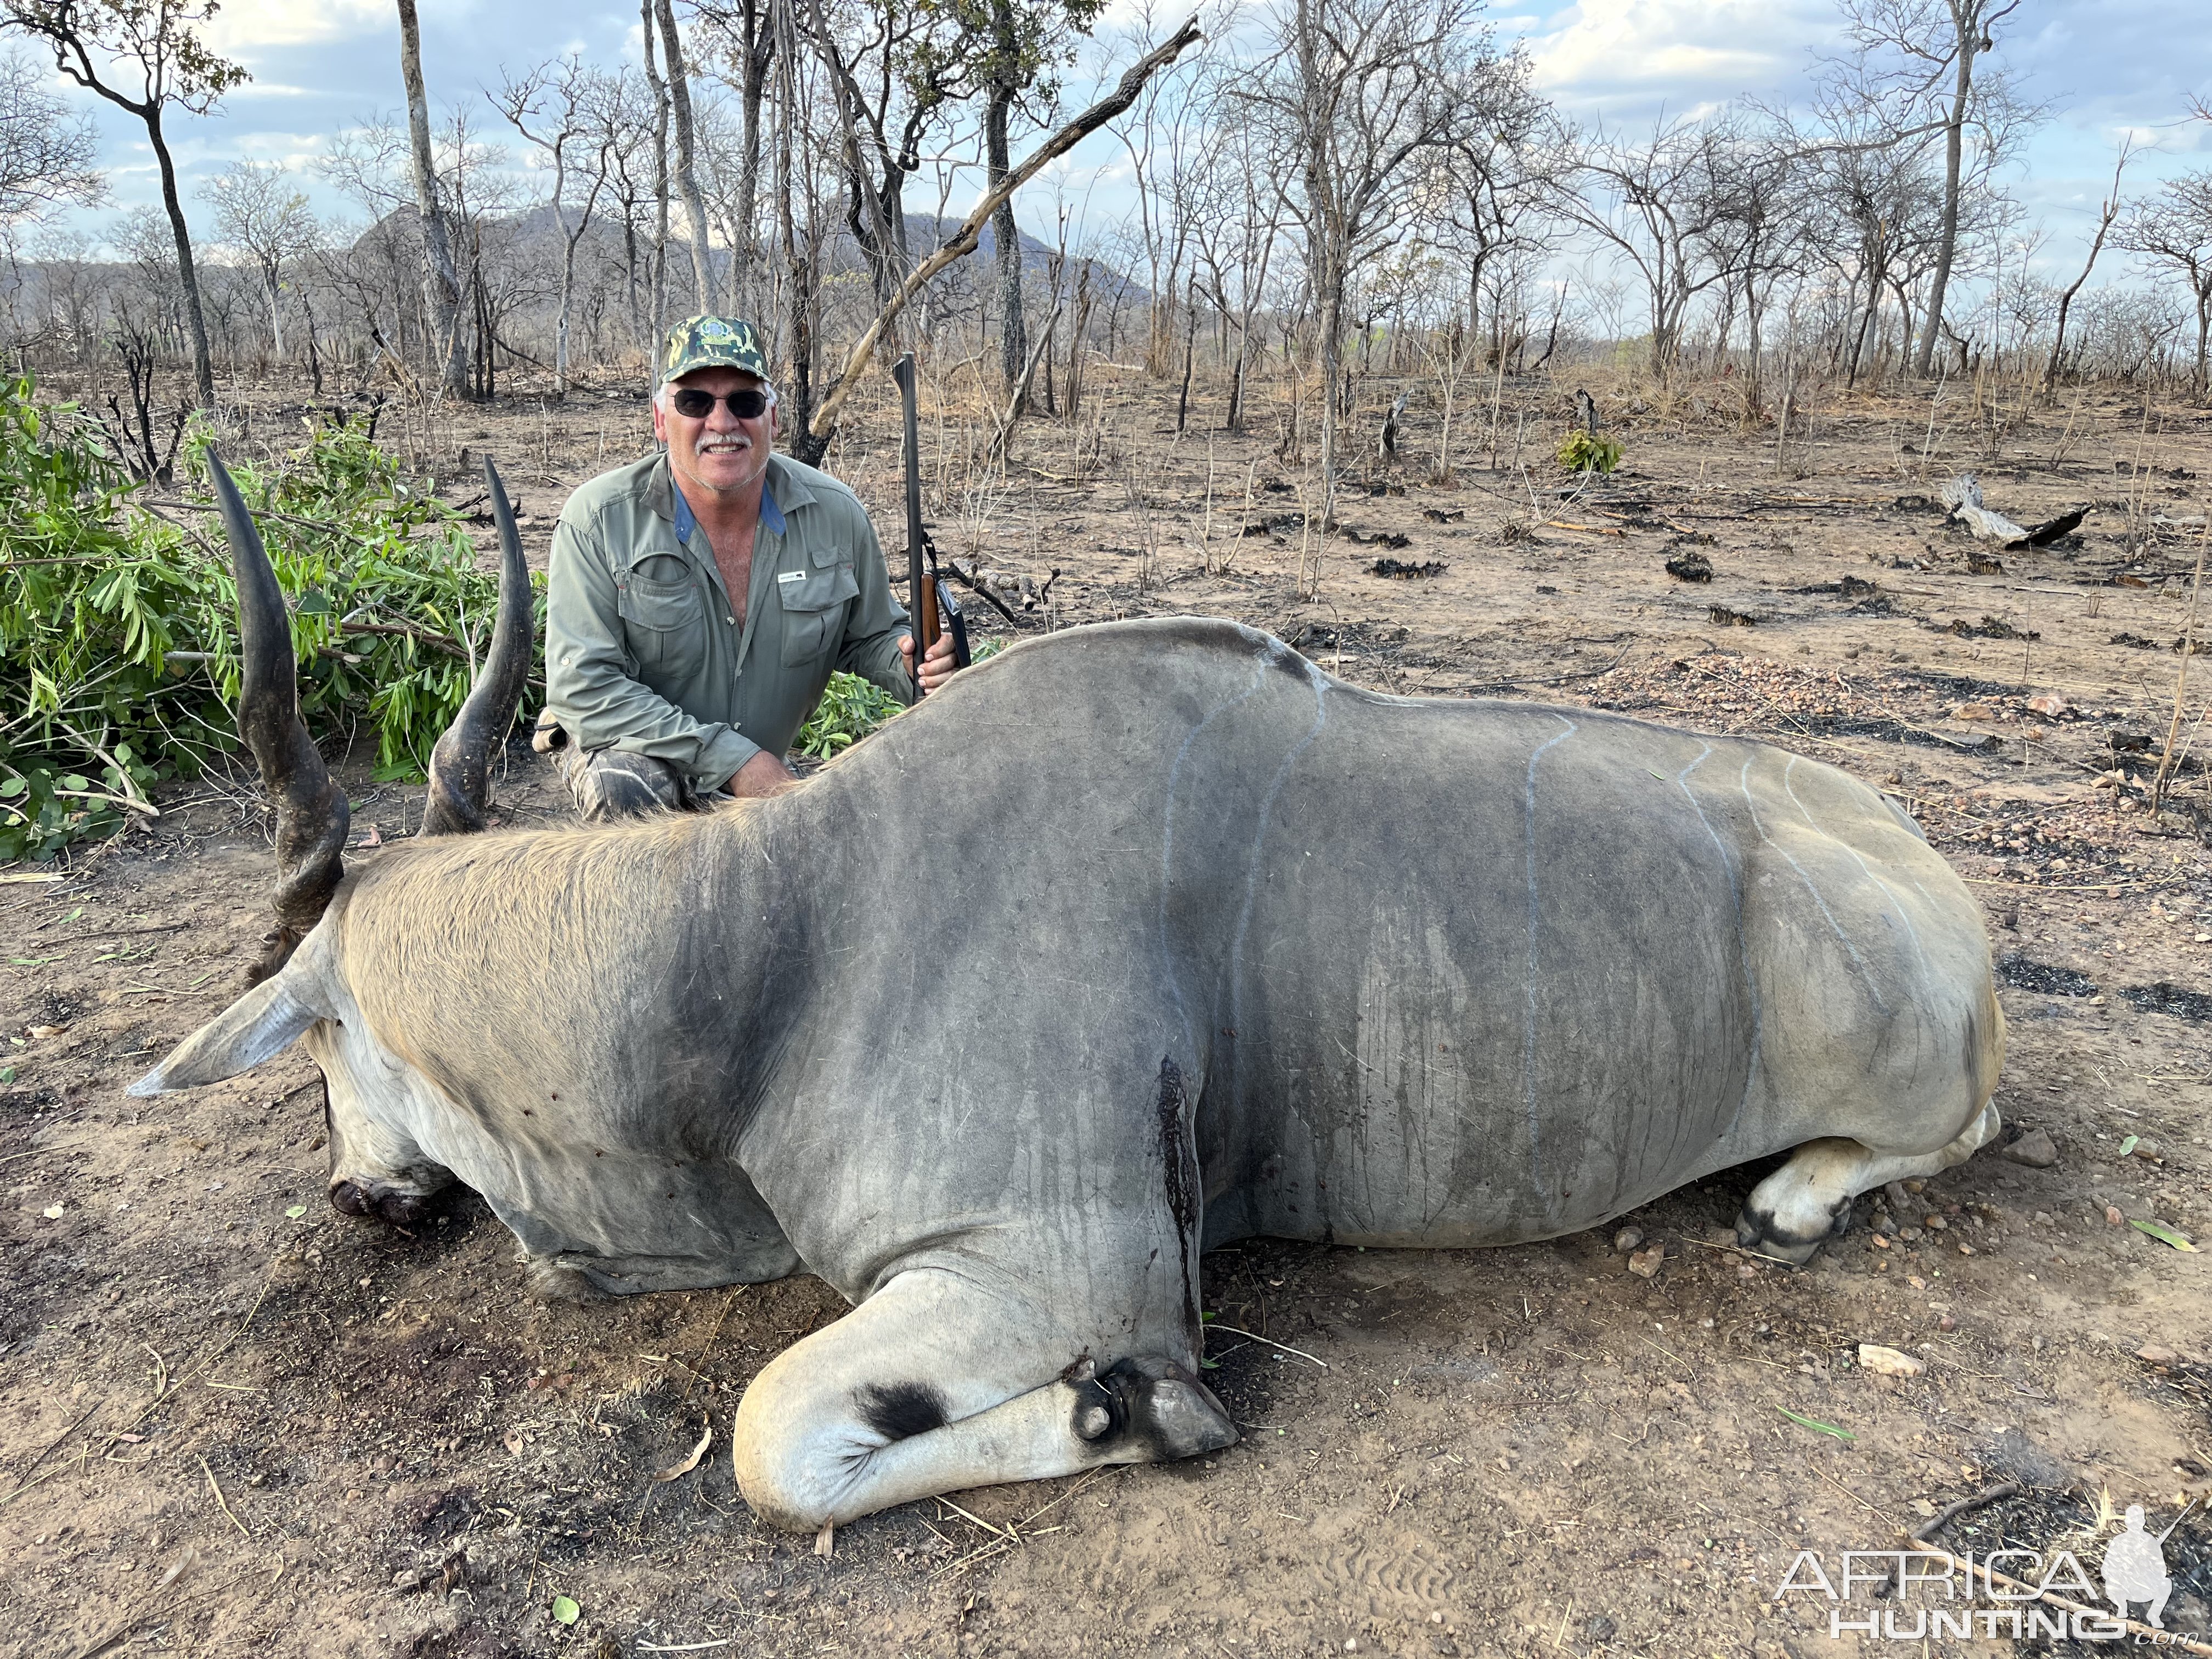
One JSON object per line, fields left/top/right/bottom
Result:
{"left": 892, "top": 352, "right": 967, "bottom": 694}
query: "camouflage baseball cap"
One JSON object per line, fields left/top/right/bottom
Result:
{"left": 661, "top": 315, "right": 771, "bottom": 384}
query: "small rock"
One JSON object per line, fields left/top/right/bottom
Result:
{"left": 1858, "top": 1344, "right": 1926, "bottom": 1378}
{"left": 1938, "top": 1314, "right": 1958, "bottom": 1331}
{"left": 2004, "top": 1129, "right": 2058, "bottom": 1169}
{"left": 2033, "top": 1211, "right": 2053, "bottom": 1226}
{"left": 2138, "top": 1345, "right": 2179, "bottom": 1368}
{"left": 2127, "top": 1138, "right": 2162, "bottom": 1161}
{"left": 1613, "top": 1227, "right": 1644, "bottom": 1254}
{"left": 2027, "top": 693, "right": 2069, "bottom": 718}
{"left": 1953, "top": 703, "right": 1995, "bottom": 721}
{"left": 1900, "top": 1227, "right": 1923, "bottom": 1243}
{"left": 1957, "top": 1243, "right": 1974, "bottom": 1256}
{"left": 1885, "top": 1181, "right": 1913, "bottom": 1209}
{"left": 2106, "top": 1205, "right": 2125, "bottom": 1226}
{"left": 1627, "top": 1245, "right": 1664, "bottom": 1278}
{"left": 1924, "top": 1214, "right": 1948, "bottom": 1231}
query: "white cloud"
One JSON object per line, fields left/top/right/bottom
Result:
{"left": 1523, "top": 0, "right": 1838, "bottom": 110}
{"left": 202, "top": 0, "right": 388, "bottom": 54}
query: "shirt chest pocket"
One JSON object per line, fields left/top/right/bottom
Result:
{"left": 617, "top": 566, "right": 708, "bottom": 680}
{"left": 776, "top": 562, "right": 860, "bottom": 667}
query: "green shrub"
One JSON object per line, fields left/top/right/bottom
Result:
{"left": 0, "top": 376, "right": 544, "bottom": 862}
{"left": 793, "top": 637, "right": 1007, "bottom": 760}
{"left": 796, "top": 672, "right": 904, "bottom": 758}
{"left": 1555, "top": 429, "right": 1623, "bottom": 475}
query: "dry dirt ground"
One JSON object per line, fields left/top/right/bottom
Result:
{"left": 5, "top": 366, "right": 2212, "bottom": 1658}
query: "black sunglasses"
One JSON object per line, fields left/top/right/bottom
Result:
{"left": 670, "top": 387, "right": 772, "bottom": 420}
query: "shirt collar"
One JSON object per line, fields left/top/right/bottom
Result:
{"left": 664, "top": 460, "right": 787, "bottom": 544}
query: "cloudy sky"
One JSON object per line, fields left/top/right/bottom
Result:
{"left": 18, "top": 0, "right": 2212, "bottom": 276}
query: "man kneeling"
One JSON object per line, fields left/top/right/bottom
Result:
{"left": 541, "top": 315, "right": 958, "bottom": 819}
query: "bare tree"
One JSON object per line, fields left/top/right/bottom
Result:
{"left": 4, "top": 0, "right": 248, "bottom": 406}
{"left": 1686, "top": 120, "right": 1813, "bottom": 397}
{"left": 802, "top": 18, "right": 1200, "bottom": 451}
{"left": 653, "top": 0, "right": 716, "bottom": 312}
{"left": 966, "top": 0, "right": 1105, "bottom": 396}
{"left": 1437, "top": 50, "right": 1550, "bottom": 357}
{"left": 1111, "top": 5, "right": 1205, "bottom": 378}
{"left": 1556, "top": 116, "right": 1729, "bottom": 379}
{"left": 2120, "top": 173, "right": 2212, "bottom": 399}
{"left": 691, "top": 0, "right": 772, "bottom": 314}
{"left": 395, "top": 0, "right": 468, "bottom": 398}
{"left": 199, "top": 160, "right": 313, "bottom": 360}
{"left": 0, "top": 45, "right": 101, "bottom": 227}
{"left": 1821, "top": 0, "right": 2035, "bottom": 377}
{"left": 1186, "top": 57, "right": 1293, "bottom": 433}
{"left": 1246, "top": 0, "right": 1491, "bottom": 590}
{"left": 493, "top": 57, "right": 618, "bottom": 394}
{"left": 639, "top": 0, "right": 672, "bottom": 345}
{"left": 2041, "top": 137, "right": 2131, "bottom": 394}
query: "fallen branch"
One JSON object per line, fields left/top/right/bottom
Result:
{"left": 1939, "top": 476, "right": 2089, "bottom": 549}
{"left": 945, "top": 562, "right": 1019, "bottom": 625}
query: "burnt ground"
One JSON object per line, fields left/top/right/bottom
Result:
{"left": 3, "top": 365, "right": 2211, "bottom": 1657}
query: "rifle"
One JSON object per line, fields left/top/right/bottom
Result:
{"left": 892, "top": 351, "right": 968, "bottom": 697}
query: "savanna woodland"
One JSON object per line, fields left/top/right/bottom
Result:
{"left": 1, "top": 0, "right": 2210, "bottom": 1654}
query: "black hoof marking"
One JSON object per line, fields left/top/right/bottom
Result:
{"left": 1733, "top": 1200, "right": 1846, "bottom": 1266}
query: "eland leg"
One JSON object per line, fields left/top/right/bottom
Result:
{"left": 730, "top": 1267, "right": 1235, "bottom": 1533}
{"left": 1735, "top": 1099, "right": 2001, "bottom": 1264}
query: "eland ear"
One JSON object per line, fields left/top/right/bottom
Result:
{"left": 129, "top": 972, "right": 325, "bottom": 1095}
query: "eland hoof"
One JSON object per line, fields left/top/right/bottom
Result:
{"left": 1084, "top": 1355, "right": 1238, "bottom": 1461}
{"left": 1733, "top": 1199, "right": 1843, "bottom": 1266}
{"left": 329, "top": 1179, "right": 437, "bottom": 1229}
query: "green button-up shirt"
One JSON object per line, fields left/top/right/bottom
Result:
{"left": 545, "top": 451, "right": 914, "bottom": 793}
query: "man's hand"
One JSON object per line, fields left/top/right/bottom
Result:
{"left": 899, "top": 629, "right": 961, "bottom": 693}
{"left": 727, "top": 749, "right": 799, "bottom": 798}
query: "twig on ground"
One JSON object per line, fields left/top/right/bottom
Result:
{"left": 32, "top": 920, "right": 189, "bottom": 941}
{"left": 1207, "top": 1324, "right": 1328, "bottom": 1369}
{"left": 0, "top": 1139, "right": 91, "bottom": 1169}
{"left": 679, "top": 1287, "right": 745, "bottom": 1405}
{"left": 199, "top": 1454, "right": 250, "bottom": 1538}
{"left": 1910, "top": 1479, "right": 2020, "bottom": 1542}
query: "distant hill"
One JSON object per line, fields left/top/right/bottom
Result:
{"left": 356, "top": 202, "right": 1149, "bottom": 307}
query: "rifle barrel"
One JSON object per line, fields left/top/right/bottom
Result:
{"left": 893, "top": 352, "right": 932, "bottom": 692}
